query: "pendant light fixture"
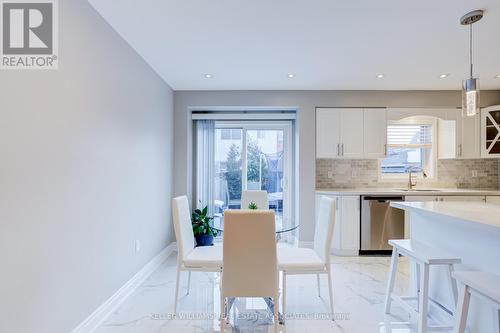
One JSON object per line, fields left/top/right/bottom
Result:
{"left": 460, "top": 10, "right": 484, "bottom": 117}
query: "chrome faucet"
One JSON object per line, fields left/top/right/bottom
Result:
{"left": 407, "top": 167, "right": 428, "bottom": 190}
{"left": 407, "top": 167, "right": 417, "bottom": 191}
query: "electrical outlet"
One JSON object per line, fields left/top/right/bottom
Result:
{"left": 471, "top": 170, "right": 478, "bottom": 178}
{"left": 135, "top": 240, "right": 141, "bottom": 253}
{"left": 327, "top": 171, "right": 334, "bottom": 179}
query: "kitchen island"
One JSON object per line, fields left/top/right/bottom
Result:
{"left": 391, "top": 201, "right": 500, "bottom": 333}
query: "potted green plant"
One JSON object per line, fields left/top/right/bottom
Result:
{"left": 192, "top": 206, "right": 218, "bottom": 246}
{"left": 248, "top": 201, "right": 258, "bottom": 210}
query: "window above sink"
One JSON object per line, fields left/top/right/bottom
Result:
{"left": 379, "top": 116, "right": 438, "bottom": 181}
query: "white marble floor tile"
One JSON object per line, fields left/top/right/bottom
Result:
{"left": 94, "top": 254, "right": 441, "bottom": 333}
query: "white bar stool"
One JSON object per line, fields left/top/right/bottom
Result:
{"left": 452, "top": 271, "right": 500, "bottom": 333}
{"left": 385, "top": 239, "right": 461, "bottom": 333}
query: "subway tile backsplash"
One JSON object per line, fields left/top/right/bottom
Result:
{"left": 316, "top": 158, "right": 499, "bottom": 189}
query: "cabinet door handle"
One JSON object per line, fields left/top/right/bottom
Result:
{"left": 341, "top": 143, "right": 344, "bottom": 156}
{"left": 337, "top": 143, "right": 340, "bottom": 156}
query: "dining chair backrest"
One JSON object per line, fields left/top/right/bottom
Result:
{"left": 241, "top": 190, "right": 269, "bottom": 210}
{"left": 222, "top": 210, "right": 277, "bottom": 298}
{"left": 313, "top": 196, "right": 337, "bottom": 264}
{"left": 172, "top": 196, "right": 195, "bottom": 261}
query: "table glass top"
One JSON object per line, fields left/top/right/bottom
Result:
{"left": 211, "top": 214, "right": 299, "bottom": 234}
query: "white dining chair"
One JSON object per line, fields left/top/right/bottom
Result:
{"left": 278, "top": 196, "right": 336, "bottom": 320}
{"left": 241, "top": 190, "right": 269, "bottom": 210}
{"left": 172, "top": 196, "right": 222, "bottom": 314}
{"left": 220, "top": 210, "right": 279, "bottom": 332}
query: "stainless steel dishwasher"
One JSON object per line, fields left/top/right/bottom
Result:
{"left": 360, "top": 196, "right": 405, "bottom": 255}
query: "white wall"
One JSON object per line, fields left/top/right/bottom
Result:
{"left": 0, "top": 1, "right": 174, "bottom": 332}
{"left": 174, "top": 90, "right": 500, "bottom": 242}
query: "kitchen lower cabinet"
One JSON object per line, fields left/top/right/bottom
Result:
{"left": 315, "top": 193, "right": 498, "bottom": 257}
{"left": 486, "top": 196, "right": 500, "bottom": 205}
{"left": 405, "top": 195, "right": 486, "bottom": 202}
{"left": 404, "top": 196, "right": 440, "bottom": 202}
{"left": 315, "top": 194, "right": 360, "bottom": 256}
{"left": 437, "top": 195, "right": 486, "bottom": 202}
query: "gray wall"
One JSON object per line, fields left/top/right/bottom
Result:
{"left": 0, "top": 1, "right": 174, "bottom": 332}
{"left": 174, "top": 90, "right": 500, "bottom": 242}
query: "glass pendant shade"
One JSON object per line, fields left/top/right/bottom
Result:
{"left": 462, "top": 77, "right": 480, "bottom": 117}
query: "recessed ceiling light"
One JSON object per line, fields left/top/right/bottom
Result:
{"left": 439, "top": 74, "right": 450, "bottom": 79}
{"left": 495, "top": 74, "right": 500, "bottom": 79}
{"left": 376, "top": 74, "right": 385, "bottom": 79}
{"left": 204, "top": 74, "right": 213, "bottom": 79}
{"left": 288, "top": 73, "right": 295, "bottom": 78}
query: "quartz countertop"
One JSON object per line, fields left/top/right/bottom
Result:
{"left": 316, "top": 188, "right": 500, "bottom": 196}
{"left": 390, "top": 201, "right": 500, "bottom": 229}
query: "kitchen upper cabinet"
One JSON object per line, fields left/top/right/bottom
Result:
{"left": 438, "top": 108, "right": 481, "bottom": 159}
{"left": 481, "top": 105, "right": 500, "bottom": 157}
{"left": 458, "top": 112, "right": 481, "bottom": 158}
{"left": 364, "top": 109, "right": 387, "bottom": 158}
{"left": 316, "top": 108, "right": 385, "bottom": 159}
{"left": 438, "top": 119, "right": 456, "bottom": 159}
{"left": 341, "top": 109, "right": 364, "bottom": 158}
{"left": 316, "top": 108, "right": 341, "bottom": 158}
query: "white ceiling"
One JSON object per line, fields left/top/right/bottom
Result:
{"left": 88, "top": 0, "right": 500, "bottom": 91}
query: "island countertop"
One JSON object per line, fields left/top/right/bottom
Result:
{"left": 391, "top": 200, "right": 500, "bottom": 332}
{"left": 391, "top": 201, "right": 500, "bottom": 229}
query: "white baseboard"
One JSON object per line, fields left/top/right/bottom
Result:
{"left": 331, "top": 247, "right": 358, "bottom": 256}
{"left": 299, "top": 241, "right": 314, "bottom": 248}
{"left": 71, "top": 242, "right": 177, "bottom": 333}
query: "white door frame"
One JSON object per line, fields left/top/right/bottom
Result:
{"left": 215, "top": 120, "right": 294, "bottom": 228}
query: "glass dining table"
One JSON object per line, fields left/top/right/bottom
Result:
{"left": 211, "top": 214, "right": 299, "bottom": 238}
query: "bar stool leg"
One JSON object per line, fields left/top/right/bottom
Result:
{"left": 384, "top": 248, "right": 399, "bottom": 314}
{"left": 418, "top": 263, "right": 429, "bottom": 333}
{"left": 447, "top": 265, "right": 458, "bottom": 306}
{"left": 496, "top": 309, "right": 500, "bottom": 333}
{"left": 414, "top": 262, "right": 421, "bottom": 312}
{"left": 316, "top": 273, "right": 321, "bottom": 297}
{"left": 453, "top": 285, "right": 470, "bottom": 333}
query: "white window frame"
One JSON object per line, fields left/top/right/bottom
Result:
{"left": 378, "top": 116, "right": 438, "bottom": 182}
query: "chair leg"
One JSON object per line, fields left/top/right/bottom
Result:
{"left": 316, "top": 273, "right": 321, "bottom": 297}
{"left": 415, "top": 262, "right": 421, "bottom": 312}
{"left": 282, "top": 272, "right": 287, "bottom": 322}
{"left": 274, "top": 293, "right": 280, "bottom": 333}
{"left": 220, "top": 296, "right": 226, "bottom": 333}
{"left": 453, "top": 285, "right": 470, "bottom": 333}
{"left": 496, "top": 309, "right": 500, "bottom": 333}
{"left": 384, "top": 248, "right": 399, "bottom": 314}
{"left": 187, "top": 271, "right": 191, "bottom": 295}
{"left": 418, "top": 264, "right": 429, "bottom": 333}
{"left": 174, "top": 265, "right": 181, "bottom": 315}
{"left": 327, "top": 266, "right": 334, "bottom": 318}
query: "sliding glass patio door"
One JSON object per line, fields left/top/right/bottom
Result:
{"left": 211, "top": 121, "right": 293, "bottom": 229}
